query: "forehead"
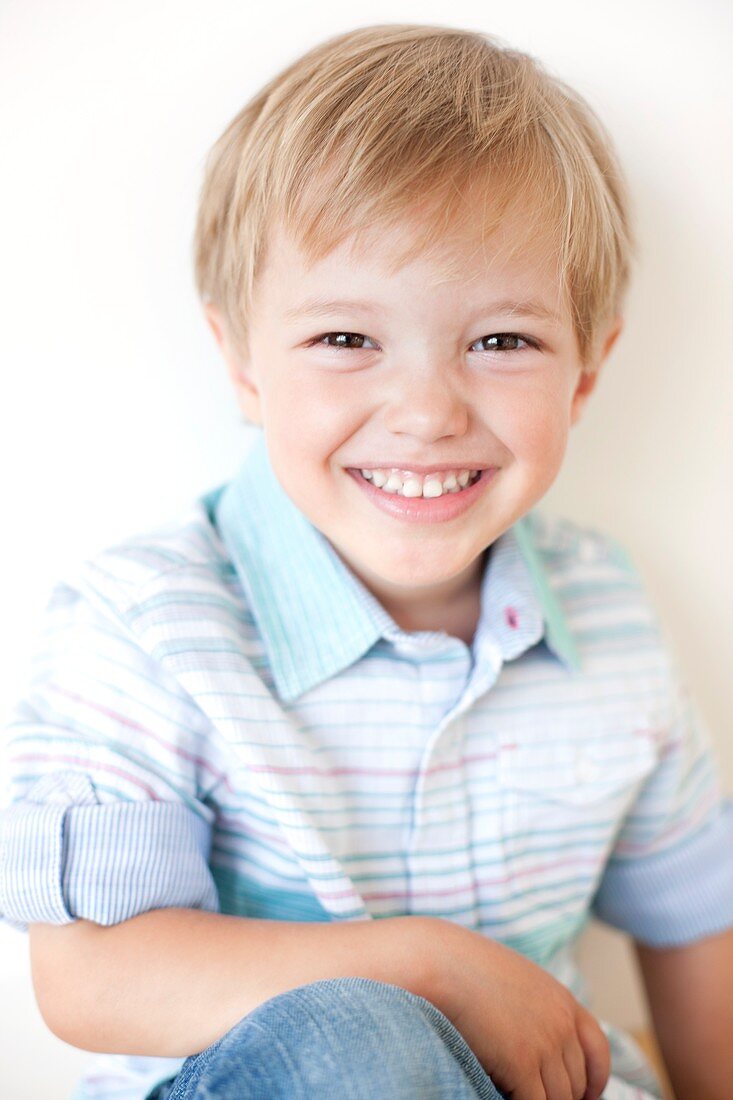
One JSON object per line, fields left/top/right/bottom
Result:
{"left": 258, "top": 197, "right": 568, "bottom": 318}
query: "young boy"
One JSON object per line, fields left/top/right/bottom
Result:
{"left": 1, "top": 22, "right": 731, "bottom": 1100}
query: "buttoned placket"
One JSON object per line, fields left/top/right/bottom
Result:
{"left": 389, "top": 629, "right": 507, "bottom": 925}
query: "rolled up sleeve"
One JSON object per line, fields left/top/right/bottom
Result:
{"left": 1, "top": 774, "right": 220, "bottom": 931}
{"left": 0, "top": 582, "right": 223, "bottom": 933}
{"left": 593, "top": 798, "right": 733, "bottom": 946}
{"left": 592, "top": 669, "right": 733, "bottom": 947}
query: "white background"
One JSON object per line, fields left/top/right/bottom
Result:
{"left": 1, "top": 0, "right": 731, "bottom": 1095}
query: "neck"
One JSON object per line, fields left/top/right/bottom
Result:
{"left": 355, "top": 549, "right": 489, "bottom": 645}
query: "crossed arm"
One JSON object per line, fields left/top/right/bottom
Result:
{"left": 29, "top": 908, "right": 733, "bottom": 1097}
{"left": 634, "top": 924, "right": 733, "bottom": 1100}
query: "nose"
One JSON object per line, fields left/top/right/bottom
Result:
{"left": 382, "top": 357, "right": 469, "bottom": 442}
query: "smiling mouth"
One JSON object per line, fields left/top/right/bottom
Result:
{"left": 345, "top": 465, "right": 498, "bottom": 525}
{"left": 352, "top": 467, "right": 484, "bottom": 498}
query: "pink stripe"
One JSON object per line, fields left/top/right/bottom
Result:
{"left": 316, "top": 853, "right": 600, "bottom": 903}
{"left": 12, "top": 753, "right": 162, "bottom": 800}
{"left": 247, "top": 746, "right": 510, "bottom": 780}
{"left": 48, "top": 682, "right": 233, "bottom": 792}
{"left": 360, "top": 849, "right": 598, "bottom": 902}
{"left": 614, "top": 798, "right": 718, "bottom": 857}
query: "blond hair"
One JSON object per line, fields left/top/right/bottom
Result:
{"left": 194, "top": 23, "right": 634, "bottom": 366}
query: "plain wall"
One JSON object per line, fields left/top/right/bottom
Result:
{"left": 1, "top": 0, "right": 731, "bottom": 1095}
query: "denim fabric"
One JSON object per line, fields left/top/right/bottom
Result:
{"left": 144, "top": 977, "right": 506, "bottom": 1099}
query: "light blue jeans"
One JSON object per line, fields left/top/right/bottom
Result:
{"left": 144, "top": 977, "right": 507, "bottom": 1099}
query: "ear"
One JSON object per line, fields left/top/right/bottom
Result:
{"left": 570, "top": 316, "right": 624, "bottom": 427}
{"left": 204, "top": 303, "right": 262, "bottom": 426}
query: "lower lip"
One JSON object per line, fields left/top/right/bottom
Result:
{"left": 346, "top": 468, "right": 498, "bottom": 524}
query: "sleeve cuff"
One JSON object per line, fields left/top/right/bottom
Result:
{"left": 1, "top": 775, "right": 220, "bottom": 931}
{"left": 592, "top": 797, "right": 733, "bottom": 946}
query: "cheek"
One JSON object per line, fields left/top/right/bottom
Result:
{"left": 530, "top": 403, "right": 569, "bottom": 452}
{"left": 265, "top": 371, "right": 367, "bottom": 460}
{"left": 494, "top": 387, "right": 571, "bottom": 471}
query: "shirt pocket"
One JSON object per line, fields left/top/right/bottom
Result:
{"left": 497, "top": 730, "right": 659, "bottom": 856}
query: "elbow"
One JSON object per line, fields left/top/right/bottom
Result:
{"left": 34, "top": 978, "right": 101, "bottom": 1052}
{"left": 35, "top": 986, "right": 88, "bottom": 1050}
{"left": 29, "top": 919, "right": 109, "bottom": 1052}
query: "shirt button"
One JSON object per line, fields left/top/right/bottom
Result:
{"left": 504, "top": 606, "right": 520, "bottom": 629}
{"left": 579, "top": 538, "right": 599, "bottom": 563}
{"left": 575, "top": 751, "right": 601, "bottom": 784}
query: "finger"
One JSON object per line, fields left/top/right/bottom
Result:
{"left": 540, "top": 1054, "right": 573, "bottom": 1100}
{"left": 561, "top": 1038, "right": 588, "bottom": 1100}
{"left": 516, "top": 1072, "right": 549, "bottom": 1100}
{"left": 576, "top": 1010, "right": 611, "bottom": 1100}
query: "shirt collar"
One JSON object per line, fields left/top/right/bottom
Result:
{"left": 210, "top": 431, "right": 581, "bottom": 703}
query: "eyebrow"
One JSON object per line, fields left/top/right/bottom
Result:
{"left": 283, "top": 296, "right": 561, "bottom": 324}
{"left": 283, "top": 297, "right": 381, "bottom": 321}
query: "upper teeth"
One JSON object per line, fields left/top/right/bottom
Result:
{"left": 359, "top": 468, "right": 480, "bottom": 498}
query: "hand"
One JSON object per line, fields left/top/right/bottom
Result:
{"left": 417, "top": 917, "right": 610, "bottom": 1100}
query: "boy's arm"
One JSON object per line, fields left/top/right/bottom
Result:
{"left": 634, "top": 925, "right": 733, "bottom": 1100}
{"left": 33, "top": 906, "right": 613, "bottom": 1099}
{"left": 29, "top": 907, "right": 439, "bottom": 1057}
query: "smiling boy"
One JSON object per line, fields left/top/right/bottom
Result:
{"left": 3, "top": 22, "right": 732, "bottom": 1100}
{"left": 205, "top": 198, "right": 613, "bottom": 646}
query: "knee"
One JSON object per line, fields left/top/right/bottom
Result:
{"left": 266, "top": 976, "right": 434, "bottom": 1021}
{"left": 172, "top": 979, "right": 495, "bottom": 1099}
{"left": 219, "top": 977, "right": 446, "bottom": 1081}
{"left": 230, "top": 975, "right": 433, "bottom": 1043}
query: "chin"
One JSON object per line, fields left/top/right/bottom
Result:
{"left": 368, "top": 554, "right": 470, "bottom": 588}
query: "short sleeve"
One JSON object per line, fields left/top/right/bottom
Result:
{"left": 592, "top": 630, "right": 733, "bottom": 947}
{"left": 0, "top": 581, "right": 222, "bottom": 933}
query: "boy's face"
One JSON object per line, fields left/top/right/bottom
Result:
{"left": 208, "top": 202, "right": 620, "bottom": 628}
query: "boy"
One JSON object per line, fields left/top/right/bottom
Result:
{"left": 2, "top": 21, "right": 732, "bottom": 1100}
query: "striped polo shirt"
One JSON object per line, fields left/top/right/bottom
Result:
{"left": 2, "top": 428, "right": 732, "bottom": 1100}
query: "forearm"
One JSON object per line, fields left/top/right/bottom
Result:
{"left": 635, "top": 926, "right": 733, "bottom": 1100}
{"left": 30, "top": 908, "right": 439, "bottom": 1058}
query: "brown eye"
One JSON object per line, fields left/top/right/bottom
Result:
{"left": 322, "top": 332, "right": 367, "bottom": 348}
{"left": 475, "top": 333, "right": 529, "bottom": 352}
